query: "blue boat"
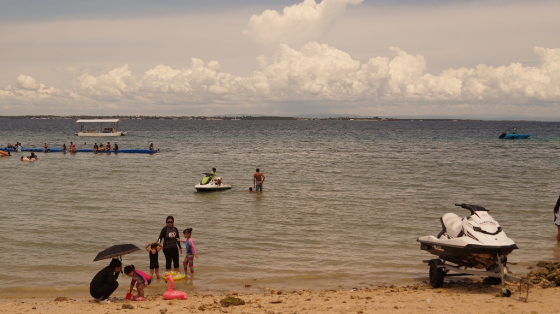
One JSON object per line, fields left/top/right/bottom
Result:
{"left": 498, "top": 128, "right": 530, "bottom": 139}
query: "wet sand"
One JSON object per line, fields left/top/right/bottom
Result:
{"left": 2, "top": 279, "right": 557, "bottom": 314}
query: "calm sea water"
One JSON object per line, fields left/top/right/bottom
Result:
{"left": 1, "top": 119, "right": 559, "bottom": 298}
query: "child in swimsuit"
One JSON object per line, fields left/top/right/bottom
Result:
{"left": 180, "top": 228, "right": 198, "bottom": 274}
{"left": 124, "top": 265, "right": 151, "bottom": 300}
{"left": 145, "top": 242, "right": 162, "bottom": 279}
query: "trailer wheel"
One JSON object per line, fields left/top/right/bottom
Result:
{"left": 502, "top": 289, "right": 511, "bottom": 297}
{"left": 429, "top": 259, "right": 445, "bottom": 288}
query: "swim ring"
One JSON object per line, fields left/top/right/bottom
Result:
{"left": 163, "top": 271, "right": 185, "bottom": 281}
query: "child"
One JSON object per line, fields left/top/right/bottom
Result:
{"left": 180, "top": 228, "right": 198, "bottom": 274}
{"left": 123, "top": 265, "right": 151, "bottom": 300}
{"left": 145, "top": 241, "right": 162, "bottom": 279}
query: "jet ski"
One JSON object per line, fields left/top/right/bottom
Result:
{"left": 194, "top": 173, "right": 232, "bottom": 192}
{"left": 417, "top": 203, "right": 520, "bottom": 297}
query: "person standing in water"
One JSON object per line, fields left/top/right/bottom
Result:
{"left": 253, "top": 168, "right": 265, "bottom": 192}
{"left": 179, "top": 228, "right": 198, "bottom": 274}
{"left": 145, "top": 241, "right": 162, "bottom": 279}
{"left": 158, "top": 216, "right": 182, "bottom": 272}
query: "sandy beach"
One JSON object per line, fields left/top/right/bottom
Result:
{"left": 1, "top": 278, "right": 557, "bottom": 314}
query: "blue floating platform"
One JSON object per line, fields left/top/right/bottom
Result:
{"left": 497, "top": 133, "right": 530, "bottom": 139}
{"left": 4, "top": 147, "right": 158, "bottom": 154}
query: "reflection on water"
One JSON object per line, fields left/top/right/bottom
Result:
{"left": 0, "top": 119, "right": 560, "bottom": 297}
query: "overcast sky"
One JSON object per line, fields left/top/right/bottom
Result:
{"left": 1, "top": 0, "right": 559, "bottom": 118}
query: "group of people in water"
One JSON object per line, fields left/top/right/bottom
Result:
{"left": 89, "top": 216, "right": 198, "bottom": 303}
{"left": 93, "top": 142, "right": 118, "bottom": 152}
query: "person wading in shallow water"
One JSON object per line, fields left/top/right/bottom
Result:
{"left": 253, "top": 168, "right": 265, "bottom": 192}
{"left": 158, "top": 216, "right": 182, "bottom": 272}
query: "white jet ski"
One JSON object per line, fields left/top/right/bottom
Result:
{"left": 195, "top": 173, "right": 232, "bottom": 192}
{"left": 417, "top": 203, "right": 520, "bottom": 297}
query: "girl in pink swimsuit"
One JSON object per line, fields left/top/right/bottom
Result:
{"left": 124, "top": 265, "right": 151, "bottom": 300}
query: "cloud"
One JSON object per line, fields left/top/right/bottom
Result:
{"left": 243, "top": 0, "right": 363, "bottom": 47}
{"left": 0, "top": 75, "right": 63, "bottom": 102}
{"left": 2, "top": 44, "right": 560, "bottom": 114}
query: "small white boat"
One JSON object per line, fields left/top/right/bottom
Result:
{"left": 75, "top": 119, "right": 126, "bottom": 137}
{"left": 195, "top": 173, "right": 232, "bottom": 192}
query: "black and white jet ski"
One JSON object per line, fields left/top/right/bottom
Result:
{"left": 194, "top": 173, "right": 232, "bottom": 192}
{"left": 417, "top": 203, "right": 520, "bottom": 297}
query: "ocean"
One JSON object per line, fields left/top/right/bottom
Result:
{"left": 0, "top": 119, "right": 559, "bottom": 297}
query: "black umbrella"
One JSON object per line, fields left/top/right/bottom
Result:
{"left": 93, "top": 244, "right": 141, "bottom": 261}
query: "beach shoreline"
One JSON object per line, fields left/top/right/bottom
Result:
{"left": 2, "top": 278, "right": 558, "bottom": 314}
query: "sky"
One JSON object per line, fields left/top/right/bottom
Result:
{"left": 1, "top": 0, "right": 560, "bottom": 118}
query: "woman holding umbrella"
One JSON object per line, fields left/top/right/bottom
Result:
{"left": 158, "top": 216, "right": 182, "bottom": 272}
{"left": 90, "top": 259, "right": 122, "bottom": 302}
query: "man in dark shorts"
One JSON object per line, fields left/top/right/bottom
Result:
{"left": 253, "top": 168, "right": 265, "bottom": 192}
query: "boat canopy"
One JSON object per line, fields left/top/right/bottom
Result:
{"left": 76, "top": 119, "right": 120, "bottom": 123}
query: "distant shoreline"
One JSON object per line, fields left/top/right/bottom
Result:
{"left": 0, "top": 115, "right": 487, "bottom": 121}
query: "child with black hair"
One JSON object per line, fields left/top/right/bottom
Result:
{"left": 179, "top": 228, "right": 198, "bottom": 274}
{"left": 145, "top": 241, "right": 162, "bottom": 279}
{"left": 124, "top": 265, "right": 151, "bottom": 300}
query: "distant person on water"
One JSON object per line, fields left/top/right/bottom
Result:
{"left": 179, "top": 228, "right": 198, "bottom": 274}
{"left": 253, "top": 168, "right": 265, "bottom": 192}
{"left": 106, "top": 142, "right": 111, "bottom": 150}
{"left": 43, "top": 143, "right": 49, "bottom": 153}
{"left": 210, "top": 167, "right": 222, "bottom": 185}
{"left": 62, "top": 143, "right": 67, "bottom": 152}
{"left": 149, "top": 143, "right": 154, "bottom": 151}
{"left": 90, "top": 258, "right": 122, "bottom": 303}
{"left": 249, "top": 187, "right": 253, "bottom": 192}
{"left": 29, "top": 150, "right": 37, "bottom": 160}
{"left": 124, "top": 265, "right": 150, "bottom": 300}
{"left": 99, "top": 143, "right": 105, "bottom": 151}
{"left": 114, "top": 143, "right": 119, "bottom": 151}
{"left": 158, "top": 216, "right": 182, "bottom": 272}
{"left": 555, "top": 197, "right": 560, "bottom": 242}
{"left": 69, "top": 142, "right": 76, "bottom": 152}
{"left": 145, "top": 241, "right": 162, "bottom": 279}
{"left": 93, "top": 143, "right": 98, "bottom": 152}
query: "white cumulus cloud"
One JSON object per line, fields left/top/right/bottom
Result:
{"left": 244, "top": 0, "right": 363, "bottom": 47}
{"left": 2, "top": 44, "right": 560, "bottom": 115}
{"left": 0, "top": 75, "right": 63, "bottom": 102}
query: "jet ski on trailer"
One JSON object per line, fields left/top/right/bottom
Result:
{"left": 195, "top": 173, "right": 232, "bottom": 192}
{"left": 417, "top": 203, "right": 521, "bottom": 297}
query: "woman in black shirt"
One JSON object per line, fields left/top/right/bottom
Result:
{"left": 158, "top": 216, "right": 182, "bottom": 271}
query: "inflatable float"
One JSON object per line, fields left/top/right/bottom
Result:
{"left": 0, "top": 150, "right": 10, "bottom": 156}
{"left": 163, "top": 271, "right": 185, "bottom": 281}
{"left": 20, "top": 157, "right": 36, "bottom": 162}
{"left": 163, "top": 275, "right": 187, "bottom": 300}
